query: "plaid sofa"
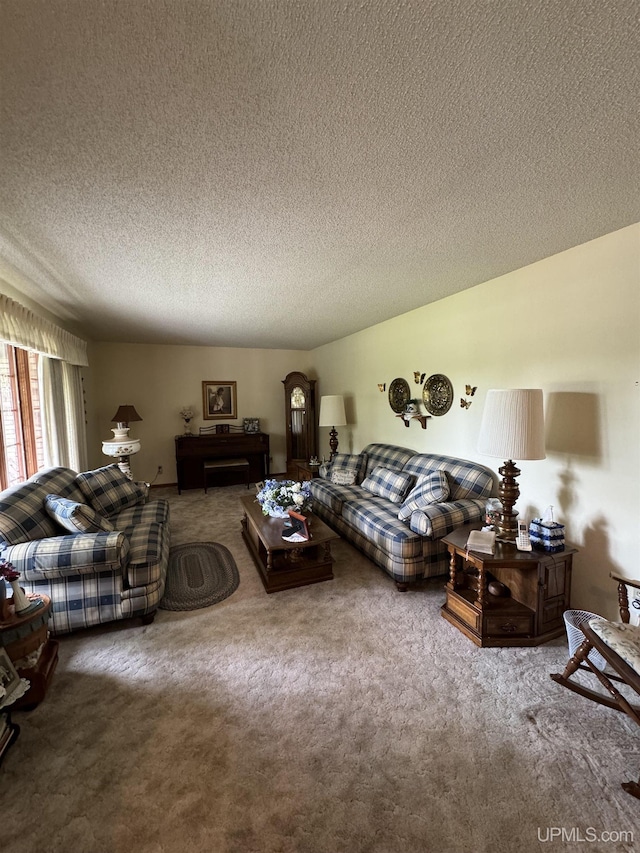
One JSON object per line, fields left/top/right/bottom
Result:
{"left": 0, "top": 465, "right": 170, "bottom": 634}
{"left": 310, "top": 444, "right": 496, "bottom": 588}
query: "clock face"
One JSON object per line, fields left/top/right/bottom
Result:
{"left": 290, "top": 386, "right": 306, "bottom": 409}
{"left": 388, "top": 378, "right": 410, "bottom": 413}
{"left": 422, "top": 374, "right": 453, "bottom": 416}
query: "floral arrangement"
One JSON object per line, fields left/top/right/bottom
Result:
{"left": 0, "top": 559, "right": 19, "bottom": 582}
{"left": 179, "top": 406, "right": 194, "bottom": 423}
{"left": 256, "top": 479, "right": 312, "bottom": 517}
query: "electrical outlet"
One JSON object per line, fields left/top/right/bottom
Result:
{"left": 157, "top": 465, "right": 163, "bottom": 475}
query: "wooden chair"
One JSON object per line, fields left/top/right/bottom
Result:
{"left": 551, "top": 573, "right": 640, "bottom": 799}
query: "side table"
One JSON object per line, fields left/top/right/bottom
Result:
{"left": 0, "top": 594, "right": 59, "bottom": 710}
{"left": 297, "top": 462, "right": 321, "bottom": 481}
{"left": 441, "top": 523, "right": 576, "bottom": 647}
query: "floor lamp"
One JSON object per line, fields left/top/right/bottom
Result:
{"left": 318, "top": 395, "right": 346, "bottom": 461}
{"left": 477, "top": 389, "right": 546, "bottom": 542}
{"left": 102, "top": 405, "right": 143, "bottom": 479}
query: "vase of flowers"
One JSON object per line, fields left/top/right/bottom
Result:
{"left": 179, "top": 406, "right": 194, "bottom": 435}
{"left": 256, "top": 479, "right": 312, "bottom": 517}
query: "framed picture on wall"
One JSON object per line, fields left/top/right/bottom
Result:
{"left": 202, "top": 381, "right": 237, "bottom": 420}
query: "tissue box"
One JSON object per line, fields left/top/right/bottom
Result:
{"left": 529, "top": 518, "right": 565, "bottom": 553}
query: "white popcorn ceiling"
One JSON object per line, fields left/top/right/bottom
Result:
{"left": 0, "top": 0, "right": 638, "bottom": 349}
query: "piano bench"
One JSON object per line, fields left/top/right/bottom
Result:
{"left": 203, "top": 457, "right": 250, "bottom": 492}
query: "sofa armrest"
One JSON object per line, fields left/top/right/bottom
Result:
{"left": 407, "top": 499, "right": 486, "bottom": 539}
{"left": 3, "top": 531, "right": 130, "bottom": 580}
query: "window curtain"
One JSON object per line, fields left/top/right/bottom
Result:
{"left": 0, "top": 292, "right": 89, "bottom": 473}
{"left": 38, "top": 357, "right": 88, "bottom": 472}
{"left": 0, "top": 293, "right": 88, "bottom": 366}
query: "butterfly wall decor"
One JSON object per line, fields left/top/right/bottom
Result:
{"left": 378, "top": 383, "right": 386, "bottom": 392}
{"left": 460, "top": 398, "right": 472, "bottom": 409}
{"left": 465, "top": 385, "right": 477, "bottom": 397}
{"left": 414, "top": 372, "right": 426, "bottom": 384}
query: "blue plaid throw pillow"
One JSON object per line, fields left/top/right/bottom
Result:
{"left": 398, "top": 470, "right": 450, "bottom": 521}
{"left": 76, "top": 464, "right": 146, "bottom": 517}
{"left": 45, "top": 494, "right": 115, "bottom": 534}
{"left": 361, "top": 466, "right": 415, "bottom": 504}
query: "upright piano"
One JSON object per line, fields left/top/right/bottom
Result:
{"left": 175, "top": 433, "right": 270, "bottom": 492}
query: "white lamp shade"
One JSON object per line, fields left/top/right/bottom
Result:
{"left": 319, "top": 395, "right": 347, "bottom": 427}
{"left": 478, "top": 389, "right": 546, "bottom": 461}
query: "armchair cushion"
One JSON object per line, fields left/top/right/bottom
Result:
{"left": 44, "top": 494, "right": 115, "bottom": 534}
{"left": 76, "top": 464, "right": 147, "bottom": 517}
{"left": 0, "top": 481, "right": 59, "bottom": 546}
{"left": 398, "top": 470, "right": 450, "bottom": 521}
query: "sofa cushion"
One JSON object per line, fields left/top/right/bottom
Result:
{"left": 397, "top": 470, "right": 450, "bottom": 521}
{"left": 361, "top": 444, "right": 415, "bottom": 478}
{"left": 310, "top": 479, "right": 366, "bottom": 515}
{"left": 361, "top": 467, "right": 415, "bottom": 504}
{"left": 44, "top": 495, "right": 115, "bottom": 534}
{"left": 402, "top": 453, "right": 495, "bottom": 500}
{"left": 327, "top": 452, "right": 368, "bottom": 486}
{"left": 342, "top": 498, "right": 424, "bottom": 559}
{"left": 407, "top": 498, "right": 486, "bottom": 539}
{"left": 76, "top": 465, "right": 146, "bottom": 517}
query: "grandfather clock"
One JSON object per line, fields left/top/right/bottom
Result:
{"left": 283, "top": 372, "right": 317, "bottom": 479}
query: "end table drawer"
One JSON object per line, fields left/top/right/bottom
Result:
{"left": 484, "top": 613, "right": 534, "bottom": 637}
{"left": 446, "top": 593, "right": 480, "bottom": 631}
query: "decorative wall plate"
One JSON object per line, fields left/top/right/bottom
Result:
{"left": 388, "top": 378, "right": 410, "bottom": 413}
{"left": 422, "top": 374, "right": 454, "bottom": 416}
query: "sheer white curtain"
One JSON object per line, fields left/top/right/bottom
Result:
{"left": 38, "top": 357, "right": 88, "bottom": 472}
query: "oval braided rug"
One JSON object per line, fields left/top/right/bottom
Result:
{"left": 160, "top": 542, "right": 240, "bottom": 611}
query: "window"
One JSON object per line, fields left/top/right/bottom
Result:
{"left": 0, "top": 344, "right": 44, "bottom": 488}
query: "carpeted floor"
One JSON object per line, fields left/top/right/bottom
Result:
{"left": 2, "top": 484, "right": 638, "bottom": 853}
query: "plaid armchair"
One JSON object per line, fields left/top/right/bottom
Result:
{"left": 0, "top": 465, "right": 170, "bottom": 634}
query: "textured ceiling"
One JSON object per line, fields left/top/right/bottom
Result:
{"left": 0, "top": 0, "right": 639, "bottom": 349}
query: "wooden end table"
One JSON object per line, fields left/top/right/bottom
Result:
{"left": 241, "top": 495, "right": 338, "bottom": 593}
{"left": 0, "top": 594, "right": 59, "bottom": 710}
{"left": 441, "top": 523, "right": 576, "bottom": 647}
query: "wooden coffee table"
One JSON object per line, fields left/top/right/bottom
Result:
{"left": 240, "top": 495, "right": 338, "bottom": 593}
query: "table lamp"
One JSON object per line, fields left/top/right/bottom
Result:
{"left": 318, "top": 395, "right": 347, "bottom": 461}
{"left": 102, "top": 404, "right": 143, "bottom": 479}
{"left": 477, "top": 389, "right": 545, "bottom": 542}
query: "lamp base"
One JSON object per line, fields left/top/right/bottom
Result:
{"left": 328, "top": 427, "right": 339, "bottom": 461}
{"left": 496, "top": 459, "right": 521, "bottom": 543}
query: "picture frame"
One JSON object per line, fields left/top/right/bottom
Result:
{"left": 0, "top": 647, "right": 21, "bottom": 706}
{"left": 202, "top": 381, "right": 237, "bottom": 420}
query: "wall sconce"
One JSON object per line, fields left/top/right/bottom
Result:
{"left": 378, "top": 383, "right": 386, "bottom": 392}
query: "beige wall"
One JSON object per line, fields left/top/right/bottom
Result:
{"left": 310, "top": 224, "right": 640, "bottom": 616}
{"left": 86, "top": 343, "right": 313, "bottom": 482}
